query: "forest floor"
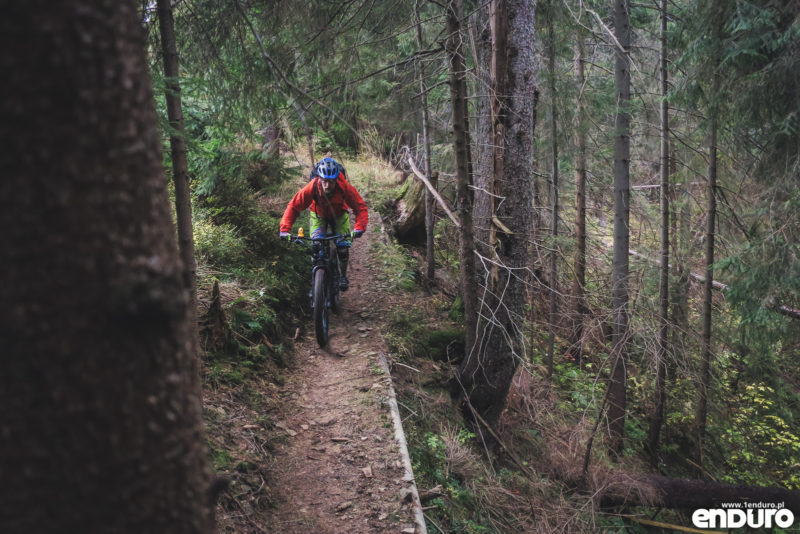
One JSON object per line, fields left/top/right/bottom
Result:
{"left": 206, "top": 211, "right": 422, "bottom": 533}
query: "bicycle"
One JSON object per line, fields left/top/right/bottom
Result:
{"left": 288, "top": 232, "right": 348, "bottom": 347}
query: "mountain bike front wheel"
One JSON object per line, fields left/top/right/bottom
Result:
{"left": 313, "top": 269, "right": 329, "bottom": 347}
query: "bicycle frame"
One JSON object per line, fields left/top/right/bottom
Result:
{"left": 311, "top": 237, "right": 340, "bottom": 289}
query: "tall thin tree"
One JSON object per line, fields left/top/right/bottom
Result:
{"left": 158, "top": 0, "right": 198, "bottom": 316}
{"left": 546, "top": 0, "right": 560, "bottom": 379}
{"left": 446, "top": 0, "right": 479, "bottom": 361}
{"left": 607, "top": 0, "right": 632, "bottom": 456}
{"left": 648, "top": 0, "right": 670, "bottom": 456}
{"left": 414, "top": 0, "right": 437, "bottom": 285}
{"left": 695, "top": 12, "right": 722, "bottom": 469}
{"left": 471, "top": 2, "right": 494, "bottom": 255}
{"left": 572, "top": 36, "right": 588, "bottom": 365}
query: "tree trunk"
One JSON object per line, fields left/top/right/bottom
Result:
{"left": 607, "top": 0, "right": 631, "bottom": 457}
{"left": 0, "top": 1, "right": 214, "bottom": 531}
{"left": 158, "top": 0, "right": 198, "bottom": 317}
{"left": 488, "top": 0, "right": 509, "bottom": 292}
{"left": 414, "top": 0, "right": 436, "bottom": 284}
{"left": 472, "top": 2, "right": 493, "bottom": 251}
{"left": 459, "top": 0, "right": 537, "bottom": 426}
{"left": 446, "top": 0, "right": 479, "bottom": 362}
{"left": 696, "top": 67, "right": 720, "bottom": 471}
{"left": 671, "top": 158, "right": 691, "bottom": 380}
{"left": 694, "top": 1, "right": 726, "bottom": 470}
{"left": 669, "top": 150, "right": 689, "bottom": 455}
{"left": 571, "top": 38, "right": 588, "bottom": 365}
{"left": 546, "top": 0, "right": 559, "bottom": 379}
{"left": 425, "top": 170, "right": 438, "bottom": 277}
{"left": 648, "top": 0, "right": 670, "bottom": 457}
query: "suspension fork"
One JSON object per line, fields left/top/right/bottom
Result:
{"left": 311, "top": 264, "right": 330, "bottom": 305}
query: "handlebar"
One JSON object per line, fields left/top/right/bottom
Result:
{"left": 286, "top": 233, "right": 348, "bottom": 246}
{"left": 286, "top": 232, "right": 364, "bottom": 243}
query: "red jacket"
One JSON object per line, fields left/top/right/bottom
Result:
{"left": 280, "top": 176, "right": 368, "bottom": 233}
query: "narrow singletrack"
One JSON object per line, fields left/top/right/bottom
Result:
{"left": 265, "top": 216, "right": 423, "bottom": 533}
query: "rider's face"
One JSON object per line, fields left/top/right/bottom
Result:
{"left": 320, "top": 179, "right": 336, "bottom": 194}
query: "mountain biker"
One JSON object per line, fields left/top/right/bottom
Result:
{"left": 279, "top": 157, "right": 368, "bottom": 291}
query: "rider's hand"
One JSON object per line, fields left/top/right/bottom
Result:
{"left": 351, "top": 229, "right": 363, "bottom": 239}
{"left": 279, "top": 231, "right": 291, "bottom": 241}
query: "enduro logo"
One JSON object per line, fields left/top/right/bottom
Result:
{"left": 692, "top": 503, "right": 795, "bottom": 529}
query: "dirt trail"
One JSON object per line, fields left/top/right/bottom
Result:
{"left": 265, "top": 220, "right": 420, "bottom": 533}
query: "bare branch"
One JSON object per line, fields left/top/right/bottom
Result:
{"left": 233, "top": 0, "right": 368, "bottom": 146}
{"left": 405, "top": 148, "right": 461, "bottom": 228}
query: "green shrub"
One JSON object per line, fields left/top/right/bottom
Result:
{"left": 198, "top": 173, "right": 259, "bottom": 230}
{"left": 368, "top": 239, "right": 418, "bottom": 291}
{"left": 194, "top": 218, "right": 248, "bottom": 266}
{"left": 386, "top": 307, "right": 465, "bottom": 362}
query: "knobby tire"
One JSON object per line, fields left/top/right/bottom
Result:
{"left": 313, "top": 268, "right": 329, "bottom": 347}
{"left": 329, "top": 243, "right": 340, "bottom": 313}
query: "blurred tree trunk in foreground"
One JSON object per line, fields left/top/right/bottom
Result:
{"left": 0, "top": 1, "right": 214, "bottom": 532}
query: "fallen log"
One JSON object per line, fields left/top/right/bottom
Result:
{"left": 384, "top": 152, "right": 453, "bottom": 243}
{"left": 381, "top": 171, "right": 425, "bottom": 243}
{"left": 601, "top": 474, "right": 800, "bottom": 512}
{"left": 390, "top": 170, "right": 427, "bottom": 243}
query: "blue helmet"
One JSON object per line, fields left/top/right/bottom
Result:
{"left": 317, "top": 157, "right": 340, "bottom": 180}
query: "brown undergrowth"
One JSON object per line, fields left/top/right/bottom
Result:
{"left": 385, "top": 282, "right": 667, "bottom": 532}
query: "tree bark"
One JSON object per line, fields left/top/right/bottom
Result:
{"left": 414, "top": 0, "right": 437, "bottom": 284}
{"left": 671, "top": 157, "right": 691, "bottom": 377}
{"left": 446, "top": 0, "right": 479, "bottom": 362}
{"left": 487, "top": 0, "right": 509, "bottom": 291}
{"left": 261, "top": 120, "right": 281, "bottom": 158}
{"left": 472, "top": 2, "right": 493, "bottom": 251}
{"left": 546, "top": 0, "right": 559, "bottom": 379}
{"left": 0, "top": 1, "right": 214, "bottom": 532}
{"left": 694, "top": 1, "right": 726, "bottom": 470}
{"left": 607, "top": 0, "right": 632, "bottom": 457}
{"left": 648, "top": 0, "right": 670, "bottom": 457}
{"left": 696, "top": 67, "right": 720, "bottom": 472}
{"left": 571, "top": 38, "right": 588, "bottom": 365}
{"left": 459, "top": 0, "right": 537, "bottom": 426}
{"left": 158, "top": 0, "right": 198, "bottom": 317}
